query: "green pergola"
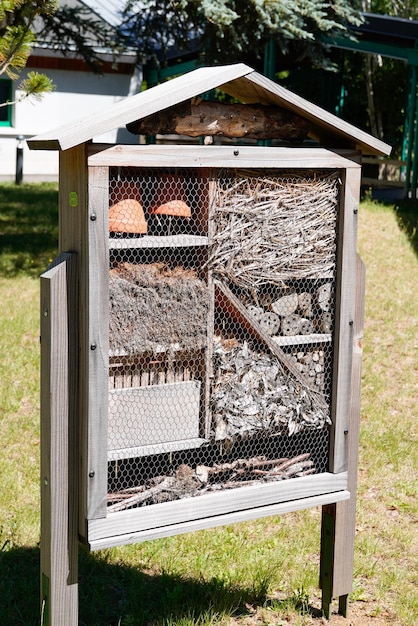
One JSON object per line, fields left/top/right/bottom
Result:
{"left": 325, "top": 13, "right": 418, "bottom": 197}
{"left": 145, "top": 13, "right": 418, "bottom": 196}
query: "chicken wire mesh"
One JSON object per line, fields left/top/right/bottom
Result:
{"left": 107, "top": 167, "right": 340, "bottom": 512}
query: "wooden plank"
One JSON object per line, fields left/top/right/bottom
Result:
{"left": 109, "top": 234, "right": 209, "bottom": 249}
{"left": 40, "top": 252, "right": 78, "bottom": 626}
{"left": 89, "top": 489, "right": 350, "bottom": 551}
{"left": 87, "top": 165, "right": 110, "bottom": 521}
{"left": 27, "top": 64, "right": 253, "bottom": 150}
{"left": 320, "top": 255, "right": 366, "bottom": 611}
{"left": 88, "top": 144, "right": 363, "bottom": 170}
{"left": 88, "top": 471, "right": 347, "bottom": 544}
{"left": 108, "top": 381, "right": 201, "bottom": 450}
{"left": 57, "top": 145, "right": 90, "bottom": 539}
{"left": 108, "top": 437, "right": 208, "bottom": 462}
{"left": 329, "top": 167, "right": 361, "bottom": 474}
{"left": 221, "top": 72, "right": 391, "bottom": 156}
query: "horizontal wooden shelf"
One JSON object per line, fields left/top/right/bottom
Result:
{"left": 109, "top": 234, "right": 209, "bottom": 249}
{"left": 108, "top": 437, "right": 208, "bottom": 461}
{"left": 87, "top": 471, "right": 349, "bottom": 549}
{"left": 272, "top": 333, "right": 332, "bottom": 346}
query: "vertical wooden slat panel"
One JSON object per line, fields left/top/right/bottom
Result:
{"left": 329, "top": 164, "right": 361, "bottom": 474}
{"left": 320, "top": 254, "right": 366, "bottom": 616}
{"left": 40, "top": 252, "right": 78, "bottom": 626}
{"left": 87, "top": 165, "right": 109, "bottom": 519}
{"left": 58, "top": 144, "right": 90, "bottom": 536}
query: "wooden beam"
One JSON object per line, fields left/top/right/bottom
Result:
{"left": 40, "top": 252, "right": 78, "bottom": 626}
{"left": 320, "top": 254, "right": 366, "bottom": 618}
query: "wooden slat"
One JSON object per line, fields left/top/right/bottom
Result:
{"left": 88, "top": 144, "right": 363, "bottom": 170}
{"left": 108, "top": 437, "right": 208, "bottom": 462}
{"left": 57, "top": 145, "right": 90, "bottom": 539}
{"left": 88, "top": 471, "right": 347, "bottom": 544}
{"left": 40, "top": 253, "right": 78, "bottom": 625}
{"left": 87, "top": 165, "right": 110, "bottom": 520}
{"left": 89, "top": 489, "right": 350, "bottom": 551}
{"left": 321, "top": 255, "right": 366, "bottom": 605}
{"left": 109, "top": 234, "right": 209, "bottom": 250}
{"left": 27, "top": 64, "right": 253, "bottom": 150}
{"left": 329, "top": 167, "right": 361, "bottom": 474}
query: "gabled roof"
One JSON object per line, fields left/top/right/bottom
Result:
{"left": 28, "top": 63, "right": 391, "bottom": 155}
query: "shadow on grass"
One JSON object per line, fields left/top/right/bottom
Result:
{"left": 0, "top": 545, "right": 275, "bottom": 626}
{"left": 394, "top": 199, "right": 418, "bottom": 258}
{"left": 0, "top": 183, "right": 59, "bottom": 278}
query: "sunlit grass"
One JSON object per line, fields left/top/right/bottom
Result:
{"left": 0, "top": 185, "right": 417, "bottom": 625}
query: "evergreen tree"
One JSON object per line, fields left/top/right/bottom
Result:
{"left": 0, "top": 0, "right": 118, "bottom": 107}
{"left": 120, "top": 0, "right": 364, "bottom": 69}
{"left": 0, "top": 0, "right": 57, "bottom": 105}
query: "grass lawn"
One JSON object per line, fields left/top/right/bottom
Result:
{"left": 0, "top": 183, "right": 417, "bottom": 625}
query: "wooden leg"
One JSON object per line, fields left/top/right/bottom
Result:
{"left": 40, "top": 253, "right": 78, "bottom": 625}
{"left": 339, "top": 593, "right": 350, "bottom": 617}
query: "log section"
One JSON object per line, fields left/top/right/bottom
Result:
{"left": 127, "top": 99, "right": 309, "bottom": 141}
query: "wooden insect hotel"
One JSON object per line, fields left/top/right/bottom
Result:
{"left": 29, "top": 64, "right": 391, "bottom": 624}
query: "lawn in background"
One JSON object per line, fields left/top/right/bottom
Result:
{"left": 0, "top": 183, "right": 417, "bottom": 625}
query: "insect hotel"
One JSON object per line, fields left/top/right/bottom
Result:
{"left": 29, "top": 64, "right": 391, "bottom": 624}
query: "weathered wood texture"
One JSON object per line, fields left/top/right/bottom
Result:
{"left": 27, "top": 64, "right": 391, "bottom": 155}
{"left": 40, "top": 252, "right": 78, "bottom": 626}
{"left": 58, "top": 145, "right": 89, "bottom": 537}
{"left": 320, "top": 254, "right": 366, "bottom": 616}
{"left": 329, "top": 167, "right": 361, "bottom": 474}
{"left": 88, "top": 144, "right": 364, "bottom": 170}
{"left": 87, "top": 471, "right": 348, "bottom": 549}
{"left": 90, "top": 489, "right": 350, "bottom": 551}
{"left": 86, "top": 165, "right": 110, "bottom": 521}
{"left": 126, "top": 99, "right": 309, "bottom": 141}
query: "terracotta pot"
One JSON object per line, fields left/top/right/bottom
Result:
{"left": 109, "top": 199, "right": 148, "bottom": 234}
{"left": 149, "top": 174, "right": 191, "bottom": 217}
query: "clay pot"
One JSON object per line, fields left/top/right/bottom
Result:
{"left": 109, "top": 199, "right": 147, "bottom": 234}
{"left": 149, "top": 175, "right": 191, "bottom": 217}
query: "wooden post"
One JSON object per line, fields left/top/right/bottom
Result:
{"left": 320, "top": 254, "right": 366, "bottom": 618}
{"left": 40, "top": 252, "right": 78, "bottom": 626}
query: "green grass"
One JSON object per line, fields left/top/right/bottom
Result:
{"left": 0, "top": 184, "right": 417, "bottom": 625}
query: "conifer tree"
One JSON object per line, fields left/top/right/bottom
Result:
{"left": 121, "top": 0, "right": 364, "bottom": 68}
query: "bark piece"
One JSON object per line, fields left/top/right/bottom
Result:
{"left": 127, "top": 99, "right": 310, "bottom": 142}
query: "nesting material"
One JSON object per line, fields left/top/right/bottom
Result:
{"left": 109, "top": 262, "right": 209, "bottom": 355}
{"left": 211, "top": 337, "right": 331, "bottom": 442}
{"left": 208, "top": 171, "right": 339, "bottom": 288}
{"left": 107, "top": 453, "right": 316, "bottom": 511}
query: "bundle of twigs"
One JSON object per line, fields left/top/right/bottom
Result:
{"left": 107, "top": 453, "right": 315, "bottom": 511}
{"left": 207, "top": 170, "right": 339, "bottom": 288}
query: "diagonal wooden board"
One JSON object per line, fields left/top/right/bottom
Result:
{"left": 214, "top": 280, "right": 328, "bottom": 409}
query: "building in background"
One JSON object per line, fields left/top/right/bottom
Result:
{"left": 0, "top": 0, "right": 140, "bottom": 182}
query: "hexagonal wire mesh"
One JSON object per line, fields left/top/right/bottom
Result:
{"left": 107, "top": 167, "right": 340, "bottom": 512}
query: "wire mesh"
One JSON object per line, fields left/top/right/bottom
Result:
{"left": 107, "top": 167, "right": 340, "bottom": 512}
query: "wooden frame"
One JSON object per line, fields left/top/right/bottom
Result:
{"left": 31, "top": 62, "right": 390, "bottom": 624}
{"left": 68, "top": 145, "right": 362, "bottom": 551}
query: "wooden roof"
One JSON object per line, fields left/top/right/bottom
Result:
{"left": 28, "top": 63, "right": 391, "bottom": 155}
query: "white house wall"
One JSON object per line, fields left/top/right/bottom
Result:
{"left": 0, "top": 67, "right": 137, "bottom": 182}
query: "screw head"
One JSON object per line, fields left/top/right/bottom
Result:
{"left": 89, "top": 471, "right": 95, "bottom": 478}
{"left": 90, "top": 342, "right": 97, "bottom": 350}
{"left": 233, "top": 149, "right": 239, "bottom": 156}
